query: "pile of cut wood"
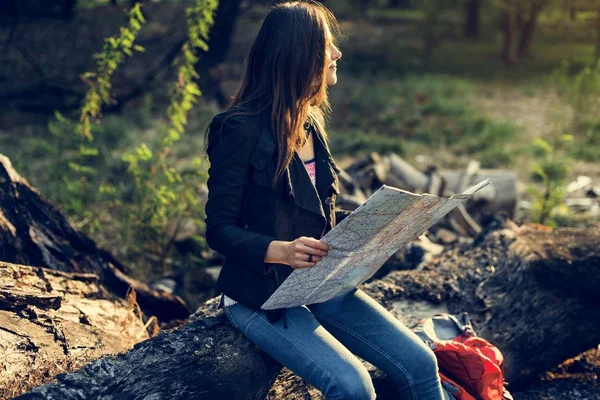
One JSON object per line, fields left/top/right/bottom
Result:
{"left": 337, "top": 153, "right": 518, "bottom": 239}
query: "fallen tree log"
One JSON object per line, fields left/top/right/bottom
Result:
{"left": 17, "top": 295, "right": 401, "bottom": 400}
{"left": 17, "top": 223, "right": 600, "bottom": 399}
{"left": 0, "top": 261, "right": 148, "bottom": 399}
{"left": 361, "top": 223, "right": 600, "bottom": 388}
{"left": 0, "top": 154, "right": 189, "bottom": 323}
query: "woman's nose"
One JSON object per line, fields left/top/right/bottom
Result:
{"left": 333, "top": 47, "right": 342, "bottom": 61}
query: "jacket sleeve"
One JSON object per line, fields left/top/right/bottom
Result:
{"left": 204, "top": 113, "right": 277, "bottom": 275}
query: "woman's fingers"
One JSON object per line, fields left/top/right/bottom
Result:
{"left": 288, "top": 236, "right": 333, "bottom": 269}
{"left": 295, "top": 243, "right": 328, "bottom": 257}
{"left": 299, "top": 236, "right": 332, "bottom": 251}
{"left": 294, "top": 252, "right": 322, "bottom": 262}
{"left": 293, "top": 261, "right": 315, "bottom": 269}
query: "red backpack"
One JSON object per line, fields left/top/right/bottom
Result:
{"left": 412, "top": 313, "right": 513, "bottom": 400}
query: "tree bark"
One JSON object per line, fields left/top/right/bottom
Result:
{"left": 0, "top": 0, "right": 77, "bottom": 18}
{"left": 464, "top": 0, "right": 481, "bottom": 38}
{"left": 196, "top": 0, "right": 244, "bottom": 109}
{"left": 502, "top": 0, "right": 518, "bottom": 64}
{"left": 16, "top": 224, "right": 600, "bottom": 398}
{"left": 0, "top": 262, "right": 150, "bottom": 399}
{"left": 0, "top": 154, "right": 190, "bottom": 323}
{"left": 595, "top": 11, "right": 600, "bottom": 63}
{"left": 517, "top": 1, "right": 548, "bottom": 59}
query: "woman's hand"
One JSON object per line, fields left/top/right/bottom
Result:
{"left": 284, "top": 236, "right": 332, "bottom": 268}
{"left": 265, "top": 238, "right": 332, "bottom": 268}
{"left": 262, "top": 236, "right": 330, "bottom": 269}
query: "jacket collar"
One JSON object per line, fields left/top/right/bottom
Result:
{"left": 259, "top": 110, "right": 337, "bottom": 222}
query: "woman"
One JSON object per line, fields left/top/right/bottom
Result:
{"left": 203, "top": 2, "right": 448, "bottom": 399}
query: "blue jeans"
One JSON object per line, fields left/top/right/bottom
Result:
{"left": 223, "top": 288, "right": 449, "bottom": 400}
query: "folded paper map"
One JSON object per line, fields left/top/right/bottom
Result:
{"left": 261, "top": 179, "right": 492, "bottom": 310}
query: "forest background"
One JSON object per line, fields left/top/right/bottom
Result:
{"left": 1, "top": 0, "right": 599, "bottom": 310}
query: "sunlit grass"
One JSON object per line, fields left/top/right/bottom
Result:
{"left": 328, "top": 73, "right": 521, "bottom": 169}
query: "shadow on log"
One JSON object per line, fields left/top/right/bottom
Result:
{"left": 0, "top": 154, "right": 190, "bottom": 323}
{"left": 17, "top": 223, "right": 600, "bottom": 398}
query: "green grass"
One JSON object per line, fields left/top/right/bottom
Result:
{"left": 328, "top": 73, "right": 520, "bottom": 168}
{"left": 571, "top": 119, "right": 600, "bottom": 162}
{"left": 329, "top": 130, "right": 405, "bottom": 156}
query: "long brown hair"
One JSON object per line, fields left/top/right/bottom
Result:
{"left": 203, "top": 0, "right": 341, "bottom": 186}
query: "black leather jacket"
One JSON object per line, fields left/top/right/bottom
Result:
{"left": 204, "top": 105, "right": 350, "bottom": 324}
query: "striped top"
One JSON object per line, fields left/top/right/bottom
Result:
{"left": 303, "top": 158, "right": 317, "bottom": 184}
{"left": 222, "top": 157, "right": 317, "bottom": 308}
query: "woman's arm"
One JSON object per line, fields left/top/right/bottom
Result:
{"left": 204, "top": 113, "right": 278, "bottom": 275}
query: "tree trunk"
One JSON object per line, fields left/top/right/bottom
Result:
{"left": 502, "top": 0, "right": 518, "bottom": 64}
{"left": 596, "top": 11, "right": 600, "bottom": 63}
{"left": 196, "top": 0, "right": 243, "bottom": 109}
{"left": 0, "top": 155, "right": 190, "bottom": 324}
{"left": 0, "top": 0, "right": 77, "bottom": 18}
{"left": 517, "top": 1, "right": 547, "bottom": 59}
{"left": 16, "top": 224, "right": 600, "bottom": 398}
{"left": 0, "top": 262, "right": 151, "bottom": 399}
{"left": 464, "top": 0, "right": 481, "bottom": 38}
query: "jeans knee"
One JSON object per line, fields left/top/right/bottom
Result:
{"left": 406, "top": 344, "right": 440, "bottom": 385}
{"left": 417, "top": 345, "right": 439, "bottom": 375}
{"left": 327, "top": 366, "right": 376, "bottom": 400}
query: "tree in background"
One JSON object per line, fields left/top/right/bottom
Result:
{"left": 0, "top": 0, "right": 245, "bottom": 116}
{"left": 501, "top": 0, "right": 555, "bottom": 64}
{"left": 465, "top": 0, "right": 482, "bottom": 37}
{"left": 0, "top": 0, "right": 77, "bottom": 19}
{"left": 196, "top": 0, "right": 243, "bottom": 108}
{"left": 517, "top": 0, "right": 551, "bottom": 58}
{"left": 502, "top": 0, "right": 519, "bottom": 64}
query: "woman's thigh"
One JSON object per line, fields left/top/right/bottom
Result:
{"left": 223, "top": 303, "right": 376, "bottom": 400}
{"left": 308, "top": 288, "right": 446, "bottom": 400}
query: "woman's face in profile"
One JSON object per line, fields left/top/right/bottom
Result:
{"left": 325, "top": 27, "right": 342, "bottom": 86}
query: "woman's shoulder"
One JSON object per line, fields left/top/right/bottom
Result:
{"left": 212, "top": 105, "right": 263, "bottom": 126}
{"left": 207, "top": 106, "right": 264, "bottom": 148}
{"left": 210, "top": 106, "right": 263, "bottom": 137}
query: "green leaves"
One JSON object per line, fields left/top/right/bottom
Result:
{"left": 116, "top": 0, "right": 218, "bottom": 274}
{"left": 80, "top": 3, "right": 146, "bottom": 141}
{"left": 164, "top": 0, "right": 218, "bottom": 148}
{"left": 531, "top": 137, "right": 553, "bottom": 157}
{"left": 45, "top": 1, "right": 218, "bottom": 277}
{"left": 527, "top": 134, "right": 572, "bottom": 226}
